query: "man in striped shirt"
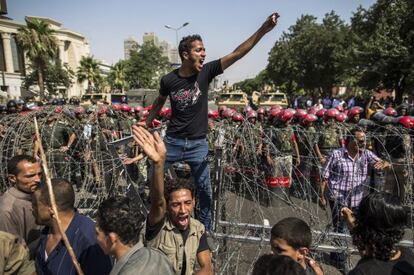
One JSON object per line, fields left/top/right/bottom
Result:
{"left": 322, "top": 127, "right": 390, "bottom": 273}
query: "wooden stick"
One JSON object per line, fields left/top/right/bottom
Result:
{"left": 34, "top": 117, "right": 84, "bottom": 275}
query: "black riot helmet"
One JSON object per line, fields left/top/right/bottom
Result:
{"left": 6, "top": 100, "right": 17, "bottom": 113}
{"left": 0, "top": 104, "right": 7, "bottom": 114}
{"left": 16, "top": 99, "right": 26, "bottom": 111}
{"left": 57, "top": 98, "right": 66, "bottom": 106}
{"left": 69, "top": 96, "right": 80, "bottom": 106}
{"left": 51, "top": 98, "right": 59, "bottom": 105}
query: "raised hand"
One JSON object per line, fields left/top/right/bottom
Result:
{"left": 261, "top": 12, "right": 280, "bottom": 33}
{"left": 132, "top": 125, "right": 166, "bottom": 164}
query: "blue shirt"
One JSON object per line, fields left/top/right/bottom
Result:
{"left": 322, "top": 97, "right": 332, "bottom": 109}
{"left": 347, "top": 97, "right": 355, "bottom": 108}
{"left": 35, "top": 212, "right": 112, "bottom": 275}
{"left": 331, "top": 98, "right": 341, "bottom": 108}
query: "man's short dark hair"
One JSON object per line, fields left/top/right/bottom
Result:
{"left": 97, "top": 196, "right": 146, "bottom": 246}
{"left": 345, "top": 127, "right": 365, "bottom": 143}
{"left": 38, "top": 178, "right": 75, "bottom": 212}
{"left": 8, "top": 155, "right": 38, "bottom": 176}
{"left": 164, "top": 178, "right": 195, "bottom": 203}
{"left": 266, "top": 255, "right": 306, "bottom": 275}
{"left": 178, "top": 34, "right": 202, "bottom": 60}
{"left": 271, "top": 217, "right": 312, "bottom": 249}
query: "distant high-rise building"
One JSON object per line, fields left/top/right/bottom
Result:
{"left": 143, "top": 32, "right": 159, "bottom": 46}
{"left": 159, "top": 40, "right": 170, "bottom": 59}
{"left": 124, "top": 37, "right": 139, "bottom": 60}
{"left": 170, "top": 48, "right": 180, "bottom": 64}
{"left": 126, "top": 32, "right": 179, "bottom": 64}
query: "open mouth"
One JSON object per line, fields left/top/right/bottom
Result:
{"left": 177, "top": 215, "right": 189, "bottom": 226}
{"left": 198, "top": 59, "right": 204, "bottom": 69}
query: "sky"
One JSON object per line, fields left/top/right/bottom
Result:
{"left": 9, "top": 0, "right": 376, "bottom": 84}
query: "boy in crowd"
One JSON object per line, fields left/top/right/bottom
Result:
{"left": 270, "top": 217, "right": 333, "bottom": 275}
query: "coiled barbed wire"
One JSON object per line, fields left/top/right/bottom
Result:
{"left": 0, "top": 107, "right": 413, "bottom": 274}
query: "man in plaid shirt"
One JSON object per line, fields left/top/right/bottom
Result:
{"left": 322, "top": 127, "right": 390, "bottom": 272}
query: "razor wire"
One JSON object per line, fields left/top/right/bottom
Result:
{"left": 0, "top": 107, "right": 413, "bottom": 274}
{"left": 210, "top": 117, "right": 414, "bottom": 274}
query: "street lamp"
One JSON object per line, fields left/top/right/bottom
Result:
{"left": 165, "top": 22, "right": 189, "bottom": 63}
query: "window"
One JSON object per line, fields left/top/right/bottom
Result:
{"left": 219, "top": 94, "right": 230, "bottom": 101}
{"left": 0, "top": 34, "right": 6, "bottom": 72}
{"left": 272, "top": 95, "right": 286, "bottom": 101}
{"left": 259, "top": 95, "right": 271, "bottom": 101}
{"left": 92, "top": 95, "right": 103, "bottom": 100}
{"left": 11, "top": 35, "right": 25, "bottom": 74}
{"left": 230, "top": 94, "right": 243, "bottom": 101}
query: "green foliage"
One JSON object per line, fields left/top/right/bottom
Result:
{"left": 234, "top": 70, "right": 270, "bottom": 95}
{"left": 262, "top": 1, "right": 414, "bottom": 102}
{"left": 350, "top": 0, "right": 414, "bottom": 103}
{"left": 124, "top": 41, "right": 170, "bottom": 89}
{"left": 23, "top": 61, "right": 74, "bottom": 95}
{"left": 16, "top": 18, "right": 58, "bottom": 97}
{"left": 266, "top": 12, "right": 350, "bottom": 96}
{"left": 107, "top": 60, "right": 128, "bottom": 92}
{"left": 77, "top": 56, "right": 102, "bottom": 93}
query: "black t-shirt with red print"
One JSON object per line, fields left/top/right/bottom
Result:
{"left": 160, "top": 59, "right": 223, "bottom": 139}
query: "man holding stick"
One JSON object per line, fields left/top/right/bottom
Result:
{"left": 32, "top": 178, "right": 112, "bottom": 275}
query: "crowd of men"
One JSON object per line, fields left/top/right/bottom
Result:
{"left": 1, "top": 10, "right": 414, "bottom": 274}
{"left": 210, "top": 98, "right": 414, "bottom": 203}
{"left": 0, "top": 95, "right": 413, "bottom": 274}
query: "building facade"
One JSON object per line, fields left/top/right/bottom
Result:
{"left": 159, "top": 40, "right": 179, "bottom": 64}
{"left": 143, "top": 32, "right": 159, "bottom": 46}
{"left": 124, "top": 32, "right": 179, "bottom": 64}
{"left": 124, "top": 37, "right": 138, "bottom": 60}
{"left": 0, "top": 15, "right": 90, "bottom": 100}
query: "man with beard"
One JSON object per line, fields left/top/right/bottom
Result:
{"left": 144, "top": 13, "right": 280, "bottom": 231}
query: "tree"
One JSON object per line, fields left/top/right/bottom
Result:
{"left": 107, "top": 60, "right": 128, "bottom": 92}
{"left": 350, "top": 0, "right": 414, "bottom": 103}
{"left": 77, "top": 56, "right": 102, "bottom": 93}
{"left": 16, "top": 18, "right": 58, "bottom": 99}
{"left": 266, "top": 12, "right": 350, "bottom": 96}
{"left": 234, "top": 70, "right": 270, "bottom": 95}
{"left": 125, "top": 41, "right": 170, "bottom": 89}
{"left": 23, "top": 61, "right": 74, "bottom": 96}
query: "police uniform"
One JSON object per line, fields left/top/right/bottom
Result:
{"left": 264, "top": 125, "right": 295, "bottom": 189}
{"left": 318, "top": 123, "right": 343, "bottom": 159}
{"left": 384, "top": 127, "right": 412, "bottom": 202}
{"left": 41, "top": 121, "right": 73, "bottom": 179}
{"left": 296, "top": 125, "right": 319, "bottom": 197}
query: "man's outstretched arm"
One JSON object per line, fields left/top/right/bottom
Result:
{"left": 132, "top": 125, "right": 167, "bottom": 226}
{"left": 220, "top": 13, "right": 279, "bottom": 71}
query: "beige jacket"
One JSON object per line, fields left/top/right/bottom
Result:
{"left": 147, "top": 217, "right": 205, "bottom": 275}
{"left": 0, "top": 231, "right": 35, "bottom": 275}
